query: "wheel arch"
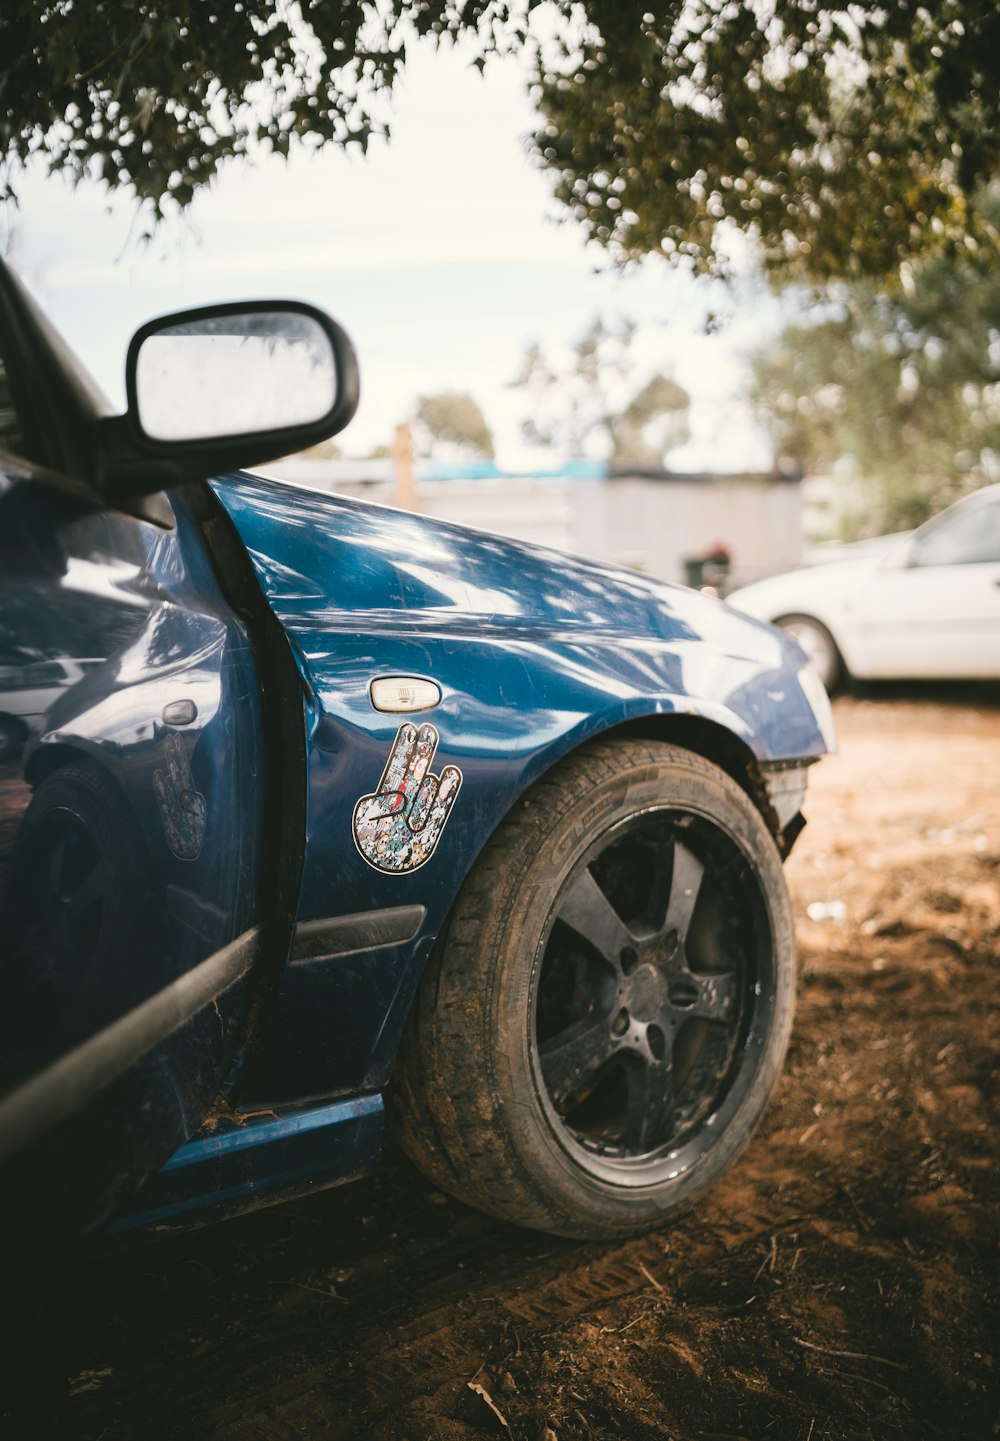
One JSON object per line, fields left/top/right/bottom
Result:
{"left": 20, "top": 742, "right": 150, "bottom": 854}
{"left": 771, "top": 608, "right": 852, "bottom": 684}
{"left": 24, "top": 739, "right": 104, "bottom": 790}
{"left": 597, "top": 712, "right": 764, "bottom": 798}
{"left": 534, "top": 711, "right": 778, "bottom": 843}
{"left": 429, "top": 711, "right": 781, "bottom": 959}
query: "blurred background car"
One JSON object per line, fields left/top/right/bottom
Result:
{"left": 726, "top": 485, "right": 1000, "bottom": 691}
{"left": 0, "top": 653, "right": 103, "bottom": 759}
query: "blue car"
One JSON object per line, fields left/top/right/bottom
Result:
{"left": 0, "top": 259, "right": 834, "bottom": 1271}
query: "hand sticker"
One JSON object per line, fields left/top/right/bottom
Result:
{"left": 154, "top": 732, "right": 207, "bottom": 861}
{"left": 353, "top": 722, "right": 462, "bottom": 873}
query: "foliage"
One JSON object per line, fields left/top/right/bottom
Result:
{"left": 0, "top": 1, "right": 527, "bottom": 219}
{"left": 511, "top": 316, "right": 689, "bottom": 464}
{"left": 2, "top": 3, "right": 997, "bottom": 283}
{"left": 412, "top": 391, "right": 494, "bottom": 459}
{"left": 751, "top": 217, "right": 1000, "bottom": 534}
{"left": 533, "top": 1, "right": 1000, "bottom": 283}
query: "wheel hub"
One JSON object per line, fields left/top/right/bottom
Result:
{"left": 623, "top": 962, "right": 666, "bottom": 1022}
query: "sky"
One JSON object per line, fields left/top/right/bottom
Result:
{"left": 1, "top": 37, "right": 781, "bottom": 471}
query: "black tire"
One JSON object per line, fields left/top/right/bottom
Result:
{"left": 0, "top": 761, "right": 153, "bottom": 1088}
{"left": 775, "top": 613, "right": 845, "bottom": 694}
{"left": 390, "top": 739, "right": 796, "bottom": 1239}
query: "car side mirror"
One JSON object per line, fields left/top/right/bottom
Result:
{"left": 98, "top": 301, "right": 360, "bottom": 501}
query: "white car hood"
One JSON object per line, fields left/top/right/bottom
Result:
{"left": 727, "top": 554, "right": 886, "bottom": 623}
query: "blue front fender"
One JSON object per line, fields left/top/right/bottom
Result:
{"left": 212, "top": 473, "right": 826, "bottom": 1105}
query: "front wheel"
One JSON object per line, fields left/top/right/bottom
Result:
{"left": 776, "top": 613, "right": 845, "bottom": 694}
{"left": 391, "top": 739, "right": 796, "bottom": 1239}
{"left": 0, "top": 761, "right": 152, "bottom": 1089}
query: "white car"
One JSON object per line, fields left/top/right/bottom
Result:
{"left": 0, "top": 655, "right": 105, "bottom": 758}
{"left": 727, "top": 485, "right": 1000, "bottom": 690}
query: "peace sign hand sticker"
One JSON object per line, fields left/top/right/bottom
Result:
{"left": 154, "top": 732, "right": 207, "bottom": 861}
{"left": 353, "top": 722, "right": 462, "bottom": 873}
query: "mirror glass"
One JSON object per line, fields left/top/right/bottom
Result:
{"left": 134, "top": 310, "right": 337, "bottom": 442}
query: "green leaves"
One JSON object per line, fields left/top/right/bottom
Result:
{"left": 0, "top": 1, "right": 398, "bottom": 216}
{"left": 412, "top": 391, "right": 495, "bottom": 459}
{"left": 530, "top": 1, "right": 1000, "bottom": 285}
{"left": 511, "top": 315, "right": 690, "bottom": 464}
{"left": 751, "top": 198, "right": 1000, "bottom": 534}
{"left": 2, "top": 1, "right": 996, "bottom": 283}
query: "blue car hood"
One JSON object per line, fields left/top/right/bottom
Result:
{"left": 215, "top": 473, "right": 795, "bottom": 652}
{"left": 211, "top": 471, "right": 826, "bottom": 766}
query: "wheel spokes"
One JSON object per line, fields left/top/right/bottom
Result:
{"left": 538, "top": 812, "right": 757, "bottom": 1164}
{"left": 662, "top": 839, "right": 704, "bottom": 942}
{"left": 624, "top": 1051, "right": 676, "bottom": 1152}
{"left": 665, "top": 968, "right": 739, "bottom": 1024}
{"left": 46, "top": 828, "right": 70, "bottom": 901}
{"left": 66, "top": 858, "right": 103, "bottom": 923}
{"left": 558, "top": 866, "right": 635, "bottom": 969}
{"left": 538, "top": 1013, "right": 618, "bottom": 1108}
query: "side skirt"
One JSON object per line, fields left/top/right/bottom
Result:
{"left": 104, "top": 1093, "right": 383, "bottom": 1239}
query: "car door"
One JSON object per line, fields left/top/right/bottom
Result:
{"left": 0, "top": 283, "right": 270, "bottom": 1264}
{"left": 852, "top": 493, "right": 1000, "bottom": 677}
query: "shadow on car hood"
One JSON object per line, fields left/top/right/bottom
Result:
{"left": 212, "top": 472, "right": 792, "bottom": 666}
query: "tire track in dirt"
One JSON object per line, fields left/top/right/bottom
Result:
{"left": 5, "top": 695, "right": 998, "bottom": 1441}
{"left": 32, "top": 1180, "right": 786, "bottom": 1441}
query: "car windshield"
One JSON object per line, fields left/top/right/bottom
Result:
{"left": 910, "top": 497, "right": 1000, "bottom": 567}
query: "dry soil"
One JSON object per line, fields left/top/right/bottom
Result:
{"left": 3, "top": 689, "right": 998, "bottom": 1441}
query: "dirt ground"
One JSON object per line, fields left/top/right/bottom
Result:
{"left": 4, "top": 690, "right": 998, "bottom": 1441}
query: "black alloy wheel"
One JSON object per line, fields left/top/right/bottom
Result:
{"left": 10, "top": 808, "right": 107, "bottom": 1027}
{"left": 391, "top": 739, "right": 796, "bottom": 1239}
{"left": 532, "top": 808, "right": 773, "bottom": 1186}
{"left": 0, "top": 762, "right": 149, "bottom": 1090}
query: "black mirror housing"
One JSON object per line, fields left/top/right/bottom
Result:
{"left": 98, "top": 300, "right": 360, "bottom": 501}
